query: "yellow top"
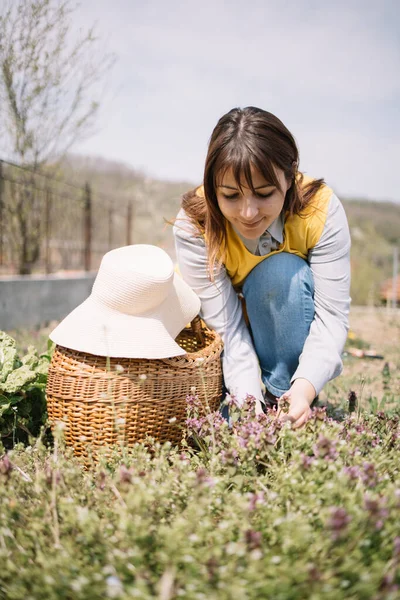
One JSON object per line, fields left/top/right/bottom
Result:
{"left": 197, "top": 176, "right": 332, "bottom": 288}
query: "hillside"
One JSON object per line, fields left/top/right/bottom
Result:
{"left": 59, "top": 155, "right": 193, "bottom": 257}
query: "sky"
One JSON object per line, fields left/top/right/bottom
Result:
{"left": 73, "top": 0, "right": 400, "bottom": 202}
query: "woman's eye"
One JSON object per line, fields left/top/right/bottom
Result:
{"left": 257, "top": 191, "right": 274, "bottom": 199}
{"left": 222, "top": 193, "right": 239, "bottom": 200}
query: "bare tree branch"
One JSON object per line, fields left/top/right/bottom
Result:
{"left": 0, "top": 0, "right": 115, "bottom": 272}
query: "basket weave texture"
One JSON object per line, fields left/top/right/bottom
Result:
{"left": 46, "top": 319, "right": 223, "bottom": 461}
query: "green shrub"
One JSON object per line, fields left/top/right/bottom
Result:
{"left": 0, "top": 331, "right": 51, "bottom": 448}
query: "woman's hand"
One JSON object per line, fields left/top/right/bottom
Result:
{"left": 277, "top": 378, "right": 316, "bottom": 429}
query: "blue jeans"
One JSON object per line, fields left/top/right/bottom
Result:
{"left": 242, "top": 252, "right": 315, "bottom": 398}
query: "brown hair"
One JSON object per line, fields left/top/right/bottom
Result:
{"left": 182, "top": 106, "right": 325, "bottom": 277}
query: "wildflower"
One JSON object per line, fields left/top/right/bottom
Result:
{"left": 119, "top": 465, "right": 133, "bottom": 484}
{"left": 0, "top": 455, "right": 13, "bottom": 480}
{"left": 364, "top": 495, "right": 389, "bottom": 530}
{"left": 278, "top": 397, "right": 290, "bottom": 414}
{"left": 138, "top": 373, "right": 147, "bottom": 381}
{"left": 220, "top": 448, "right": 239, "bottom": 466}
{"left": 361, "top": 462, "right": 379, "bottom": 488}
{"left": 244, "top": 529, "right": 262, "bottom": 550}
{"left": 312, "top": 406, "right": 327, "bottom": 421}
{"left": 348, "top": 390, "right": 357, "bottom": 413}
{"left": 379, "top": 572, "right": 399, "bottom": 595}
{"left": 248, "top": 491, "right": 265, "bottom": 512}
{"left": 326, "top": 507, "right": 351, "bottom": 540}
{"left": 115, "top": 364, "right": 125, "bottom": 373}
{"left": 300, "top": 454, "right": 314, "bottom": 470}
{"left": 313, "top": 435, "right": 338, "bottom": 461}
{"left": 195, "top": 467, "right": 214, "bottom": 487}
{"left": 185, "top": 394, "right": 202, "bottom": 409}
{"left": 97, "top": 471, "right": 107, "bottom": 491}
{"left": 343, "top": 465, "right": 360, "bottom": 481}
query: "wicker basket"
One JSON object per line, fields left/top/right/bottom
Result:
{"left": 46, "top": 317, "right": 223, "bottom": 462}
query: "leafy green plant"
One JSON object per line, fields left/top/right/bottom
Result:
{"left": 0, "top": 331, "right": 52, "bottom": 448}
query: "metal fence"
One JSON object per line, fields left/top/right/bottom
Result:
{"left": 0, "top": 159, "right": 134, "bottom": 275}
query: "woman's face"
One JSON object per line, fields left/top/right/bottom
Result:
{"left": 216, "top": 165, "right": 291, "bottom": 239}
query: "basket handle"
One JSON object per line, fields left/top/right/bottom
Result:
{"left": 191, "top": 315, "right": 205, "bottom": 348}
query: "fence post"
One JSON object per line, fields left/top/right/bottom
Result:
{"left": 45, "top": 188, "right": 51, "bottom": 274}
{"left": 126, "top": 201, "right": 133, "bottom": 246}
{"left": 0, "top": 160, "right": 4, "bottom": 266}
{"left": 84, "top": 183, "right": 92, "bottom": 271}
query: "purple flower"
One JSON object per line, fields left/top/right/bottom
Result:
{"left": 119, "top": 465, "right": 133, "bottom": 484}
{"left": 364, "top": 495, "right": 389, "bottom": 530}
{"left": 379, "top": 572, "right": 399, "bottom": 595}
{"left": 313, "top": 435, "right": 338, "bottom": 461}
{"left": 300, "top": 454, "right": 314, "bottom": 470}
{"left": 248, "top": 492, "right": 265, "bottom": 512}
{"left": 0, "top": 455, "right": 13, "bottom": 480}
{"left": 195, "top": 468, "right": 215, "bottom": 487}
{"left": 311, "top": 406, "right": 327, "bottom": 421}
{"left": 343, "top": 465, "right": 360, "bottom": 480}
{"left": 361, "top": 462, "right": 379, "bottom": 488}
{"left": 97, "top": 470, "right": 107, "bottom": 491}
{"left": 327, "top": 507, "right": 352, "bottom": 539}
{"left": 245, "top": 529, "right": 262, "bottom": 550}
{"left": 220, "top": 448, "right": 239, "bottom": 466}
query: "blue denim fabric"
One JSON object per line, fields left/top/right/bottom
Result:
{"left": 242, "top": 252, "right": 315, "bottom": 398}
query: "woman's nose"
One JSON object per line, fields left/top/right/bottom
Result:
{"left": 240, "top": 198, "right": 258, "bottom": 221}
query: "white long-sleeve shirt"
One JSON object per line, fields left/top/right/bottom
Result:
{"left": 173, "top": 192, "right": 351, "bottom": 405}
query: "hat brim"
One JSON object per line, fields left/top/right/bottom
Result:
{"left": 49, "top": 273, "right": 201, "bottom": 359}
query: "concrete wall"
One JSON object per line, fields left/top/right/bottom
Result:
{"left": 0, "top": 273, "right": 96, "bottom": 330}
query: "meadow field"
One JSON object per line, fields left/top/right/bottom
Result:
{"left": 322, "top": 306, "right": 399, "bottom": 414}
{"left": 1, "top": 307, "right": 399, "bottom": 599}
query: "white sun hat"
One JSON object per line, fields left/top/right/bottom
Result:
{"left": 49, "top": 244, "right": 201, "bottom": 359}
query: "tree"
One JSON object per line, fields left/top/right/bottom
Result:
{"left": 0, "top": 0, "right": 114, "bottom": 273}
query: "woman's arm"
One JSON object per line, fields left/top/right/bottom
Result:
{"left": 286, "top": 193, "right": 351, "bottom": 426}
{"left": 173, "top": 209, "right": 264, "bottom": 410}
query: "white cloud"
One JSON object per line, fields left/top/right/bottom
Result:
{"left": 73, "top": 0, "right": 400, "bottom": 201}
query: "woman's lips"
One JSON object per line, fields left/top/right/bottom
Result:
{"left": 239, "top": 218, "right": 264, "bottom": 228}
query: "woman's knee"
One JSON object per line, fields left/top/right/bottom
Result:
{"left": 243, "top": 252, "right": 314, "bottom": 304}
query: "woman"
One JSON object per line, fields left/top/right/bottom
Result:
{"left": 173, "top": 107, "right": 351, "bottom": 428}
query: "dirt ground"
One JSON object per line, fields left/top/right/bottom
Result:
{"left": 321, "top": 306, "right": 400, "bottom": 411}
